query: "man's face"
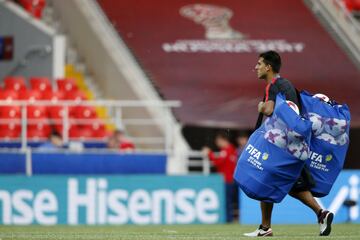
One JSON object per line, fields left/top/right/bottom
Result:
{"left": 255, "top": 57, "right": 270, "bottom": 79}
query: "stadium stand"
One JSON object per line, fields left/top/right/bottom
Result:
{"left": 0, "top": 0, "right": 174, "bottom": 184}
{"left": 0, "top": 74, "right": 109, "bottom": 141}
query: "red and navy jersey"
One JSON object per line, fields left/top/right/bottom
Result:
{"left": 265, "top": 77, "right": 300, "bottom": 109}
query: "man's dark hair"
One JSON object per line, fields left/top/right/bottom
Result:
{"left": 259, "top": 50, "right": 281, "bottom": 73}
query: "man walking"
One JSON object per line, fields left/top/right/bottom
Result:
{"left": 244, "top": 51, "right": 334, "bottom": 237}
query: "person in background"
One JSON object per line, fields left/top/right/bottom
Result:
{"left": 107, "top": 129, "right": 135, "bottom": 152}
{"left": 236, "top": 131, "right": 249, "bottom": 156}
{"left": 37, "top": 131, "right": 64, "bottom": 151}
{"left": 202, "top": 132, "right": 238, "bottom": 222}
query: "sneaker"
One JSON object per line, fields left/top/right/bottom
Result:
{"left": 244, "top": 225, "right": 273, "bottom": 237}
{"left": 318, "top": 210, "right": 334, "bottom": 236}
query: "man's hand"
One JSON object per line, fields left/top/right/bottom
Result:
{"left": 258, "top": 101, "right": 265, "bottom": 113}
{"left": 259, "top": 100, "right": 275, "bottom": 116}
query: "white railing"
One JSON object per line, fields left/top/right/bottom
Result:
{"left": 0, "top": 100, "right": 181, "bottom": 153}
{"left": 187, "top": 150, "right": 211, "bottom": 175}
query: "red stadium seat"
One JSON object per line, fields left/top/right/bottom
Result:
{"left": 57, "top": 78, "right": 78, "bottom": 92}
{"left": 71, "top": 105, "right": 97, "bottom": 119}
{"left": 0, "top": 90, "right": 18, "bottom": 100}
{"left": 41, "top": 90, "right": 64, "bottom": 101}
{"left": 49, "top": 106, "right": 66, "bottom": 119}
{"left": 0, "top": 105, "right": 21, "bottom": 119}
{"left": 42, "top": 91, "right": 65, "bottom": 118}
{"left": 77, "top": 119, "right": 107, "bottom": 138}
{"left": 27, "top": 129, "right": 49, "bottom": 140}
{"left": 89, "top": 121, "right": 107, "bottom": 138}
{"left": 27, "top": 121, "right": 51, "bottom": 140}
{"left": 18, "top": 89, "right": 42, "bottom": 101}
{"left": 64, "top": 90, "right": 87, "bottom": 101}
{"left": 42, "top": 91, "right": 63, "bottom": 121}
{"left": 4, "top": 76, "right": 26, "bottom": 91}
{"left": 0, "top": 89, "right": 21, "bottom": 120}
{"left": 30, "top": 77, "right": 52, "bottom": 92}
{"left": 19, "top": 0, "right": 46, "bottom": 19}
{"left": 27, "top": 105, "right": 47, "bottom": 119}
{"left": 0, "top": 123, "right": 21, "bottom": 139}
{"left": 65, "top": 91, "right": 88, "bottom": 115}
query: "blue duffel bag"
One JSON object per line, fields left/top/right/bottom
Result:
{"left": 300, "top": 91, "right": 351, "bottom": 197}
{"left": 234, "top": 94, "right": 312, "bottom": 203}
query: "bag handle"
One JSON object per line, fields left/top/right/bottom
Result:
{"left": 254, "top": 96, "right": 265, "bottom": 130}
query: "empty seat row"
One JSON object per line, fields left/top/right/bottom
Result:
{"left": 0, "top": 105, "right": 97, "bottom": 120}
{"left": 3, "top": 76, "right": 79, "bottom": 93}
{"left": 0, "top": 92, "right": 96, "bottom": 119}
{"left": 0, "top": 121, "right": 108, "bottom": 140}
{"left": 0, "top": 89, "right": 86, "bottom": 101}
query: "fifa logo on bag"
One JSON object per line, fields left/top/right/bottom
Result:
{"left": 180, "top": 4, "right": 246, "bottom": 40}
{"left": 308, "top": 151, "right": 333, "bottom": 163}
{"left": 245, "top": 144, "right": 262, "bottom": 160}
{"left": 245, "top": 144, "right": 270, "bottom": 161}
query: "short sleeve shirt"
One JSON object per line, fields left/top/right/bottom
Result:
{"left": 265, "top": 77, "right": 300, "bottom": 109}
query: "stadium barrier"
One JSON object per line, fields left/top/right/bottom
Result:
{"left": 240, "top": 170, "right": 360, "bottom": 224}
{"left": 0, "top": 175, "right": 225, "bottom": 225}
{"left": 187, "top": 151, "right": 211, "bottom": 175}
{"left": 0, "top": 149, "right": 167, "bottom": 175}
{"left": 0, "top": 99, "right": 180, "bottom": 152}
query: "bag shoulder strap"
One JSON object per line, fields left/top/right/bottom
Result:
{"left": 254, "top": 96, "right": 265, "bottom": 130}
{"left": 295, "top": 88, "right": 303, "bottom": 113}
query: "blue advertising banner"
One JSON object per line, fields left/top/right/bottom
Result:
{"left": 0, "top": 152, "right": 167, "bottom": 174}
{"left": 0, "top": 175, "right": 225, "bottom": 225}
{"left": 240, "top": 170, "right": 360, "bottom": 224}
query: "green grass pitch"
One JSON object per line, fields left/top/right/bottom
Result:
{"left": 0, "top": 224, "right": 359, "bottom": 240}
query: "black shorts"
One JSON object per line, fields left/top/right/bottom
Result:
{"left": 290, "top": 166, "right": 316, "bottom": 193}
